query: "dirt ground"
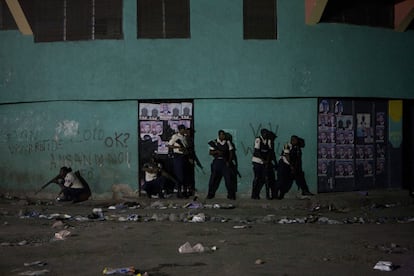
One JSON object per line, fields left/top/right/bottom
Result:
{"left": 1, "top": 189, "right": 414, "bottom": 276}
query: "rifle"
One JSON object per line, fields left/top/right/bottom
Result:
{"left": 193, "top": 154, "right": 206, "bottom": 174}
{"left": 144, "top": 159, "right": 179, "bottom": 186}
{"left": 208, "top": 140, "right": 241, "bottom": 178}
{"left": 175, "top": 139, "right": 189, "bottom": 155}
{"left": 177, "top": 139, "right": 206, "bottom": 174}
{"left": 35, "top": 174, "right": 63, "bottom": 194}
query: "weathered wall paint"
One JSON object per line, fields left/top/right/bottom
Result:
{"left": 0, "top": 1, "right": 413, "bottom": 103}
{"left": 0, "top": 101, "right": 138, "bottom": 195}
{"left": 0, "top": 1, "right": 412, "bottom": 196}
{"left": 0, "top": 99, "right": 317, "bottom": 196}
{"left": 193, "top": 98, "right": 317, "bottom": 195}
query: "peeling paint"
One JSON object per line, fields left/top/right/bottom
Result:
{"left": 55, "top": 120, "right": 79, "bottom": 138}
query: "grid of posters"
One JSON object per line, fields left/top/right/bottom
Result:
{"left": 318, "top": 99, "right": 388, "bottom": 192}
{"left": 318, "top": 99, "right": 355, "bottom": 191}
{"left": 375, "top": 112, "right": 386, "bottom": 181}
{"left": 139, "top": 102, "right": 193, "bottom": 155}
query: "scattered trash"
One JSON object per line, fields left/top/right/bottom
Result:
{"left": 18, "top": 269, "right": 49, "bottom": 275}
{"left": 74, "top": 215, "right": 89, "bottom": 222}
{"left": 203, "top": 203, "right": 235, "bottom": 209}
{"left": 88, "top": 208, "right": 105, "bottom": 220}
{"left": 51, "top": 221, "right": 64, "bottom": 229}
{"left": 94, "top": 208, "right": 105, "bottom": 219}
{"left": 233, "top": 225, "right": 250, "bottom": 229}
{"left": 376, "top": 243, "right": 408, "bottom": 254}
{"left": 209, "top": 216, "right": 229, "bottom": 223}
{"left": 178, "top": 242, "right": 208, "bottom": 254}
{"left": 18, "top": 240, "right": 28, "bottom": 246}
{"left": 191, "top": 213, "right": 205, "bottom": 223}
{"left": 126, "top": 214, "right": 140, "bottom": 221}
{"left": 19, "top": 210, "right": 41, "bottom": 218}
{"left": 53, "top": 230, "right": 71, "bottom": 241}
{"left": 103, "top": 266, "right": 146, "bottom": 275}
{"left": 317, "top": 217, "right": 342, "bottom": 224}
{"left": 47, "top": 213, "right": 71, "bottom": 220}
{"left": 183, "top": 202, "right": 203, "bottom": 209}
{"left": 278, "top": 218, "right": 299, "bottom": 224}
{"left": 373, "top": 261, "right": 398, "bottom": 271}
{"left": 24, "top": 261, "right": 47, "bottom": 267}
{"left": 150, "top": 201, "right": 166, "bottom": 209}
{"left": 1, "top": 240, "right": 29, "bottom": 247}
{"left": 255, "top": 259, "right": 265, "bottom": 265}
{"left": 371, "top": 203, "right": 399, "bottom": 209}
{"left": 150, "top": 213, "right": 169, "bottom": 222}
{"left": 403, "top": 217, "right": 414, "bottom": 223}
{"left": 310, "top": 204, "right": 321, "bottom": 211}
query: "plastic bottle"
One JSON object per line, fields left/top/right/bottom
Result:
{"left": 102, "top": 266, "right": 139, "bottom": 275}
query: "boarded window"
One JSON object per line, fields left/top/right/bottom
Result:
{"left": 243, "top": 0, "right": 277, "bottom": 39}
{"left": 34, "top": 0, "right": 64, "bottom": 42}
{"left": 137, "top": 0, "right": 190, "bottom": 39}
{"left": 95, "top": 0, "right": 123, "bottom": 39}
{"left": 33, "top": 0, "right": 123, "bottom": 43}
{"left": 0, "top": 0, "right": 18, "bottom": 30}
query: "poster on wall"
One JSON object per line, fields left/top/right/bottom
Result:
{"left": 138, "top": 100, "right": 194, "bottom": 195}
{"left": 318, "top": 99, "right": 334, "bottom": 192}
{"left": 318, "top": 99, "right": 358, "bottom": 192}
{"left": 140, "top": 103, "right": 161, "bottom": 120}
{"left": 318, "top": 160, "right": 330, "bottom": 176}
{"left": 374, "top": 110, "right": 387, "bottom": 186}
{"left": 139, "top": 101, "right": 193, "bottom": 157}
{"left": 318, "top": 98, "right": 390, "bottom": 192}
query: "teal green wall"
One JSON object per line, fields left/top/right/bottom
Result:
{"left": 0, "top": 1, "right": 413, "bottom": 102}
{"left": 194, "top": 99, "right": 318, "bottom": 195}
{"left": 0, "top": 0, "right": 412, "bottom": 196}
{"left": 0, "top": 99, "right": 317, "bottom": 196}
{"left": 0, "top": 101, "right": 138, "bottom": 195}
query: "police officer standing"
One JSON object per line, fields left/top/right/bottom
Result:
{"left": 289, "top": 135, "right": 314, "bottom": 196}
{"left": 251, "top": 129, "right": 274, "bottom": 199}
{"left": 206, "top": 130, "right": 236, "bottom": 200}
{"left": 168, "top": 124, "right": 189, "bottom": 198}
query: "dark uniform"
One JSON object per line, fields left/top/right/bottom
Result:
{"left": 168, "top": 125, "right": 190, "bottom": 198}
{"left": 142, "top": 160, "right": 165, "bottom": 198}
{"left": 289, "top": 135, "right": 314, "bottom": 196}
{"left": 251, "top": 129, "right": 276, "bottom": 199}
{"left": 275, "top": 148, "right": 294, "bottom": 199}
{"left": 207, "top": 130, "right": 236, "bottom": 200}
{"left": 225, "top": 132, "right": 240, "bottom": 195}
{"left": 184, "top": 128, "right": 202, "bottom": 196}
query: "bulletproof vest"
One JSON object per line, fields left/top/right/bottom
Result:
{"left": 215, "top": 140, "right": 230, "bottom": 159}
{"left": 254, "top": 138, "right": 270, "bottom": 159}
{"left": 290, "top": 145, "right": 302, "bottom": 170}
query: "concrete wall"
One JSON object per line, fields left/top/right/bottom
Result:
{"left": 1, "top": 1, "right": 413, "bottom": 102}
{"left": 0, "top": 98, "right": 316, "bottom": 196}
{"left": 0, "top": 101, "right": 138, "bottom": 197}
{"left": 194, "top": 98, "right": 317, "bottom": 195}
{"left": 0, "top": 0, "right": 413, "bottom": 197}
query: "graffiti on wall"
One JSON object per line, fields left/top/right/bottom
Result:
{"left": 239, "top": 122, "right": 281, "bottom": 157}
{"left": 2, "top": 119, "right": 132, "bottom": 180}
